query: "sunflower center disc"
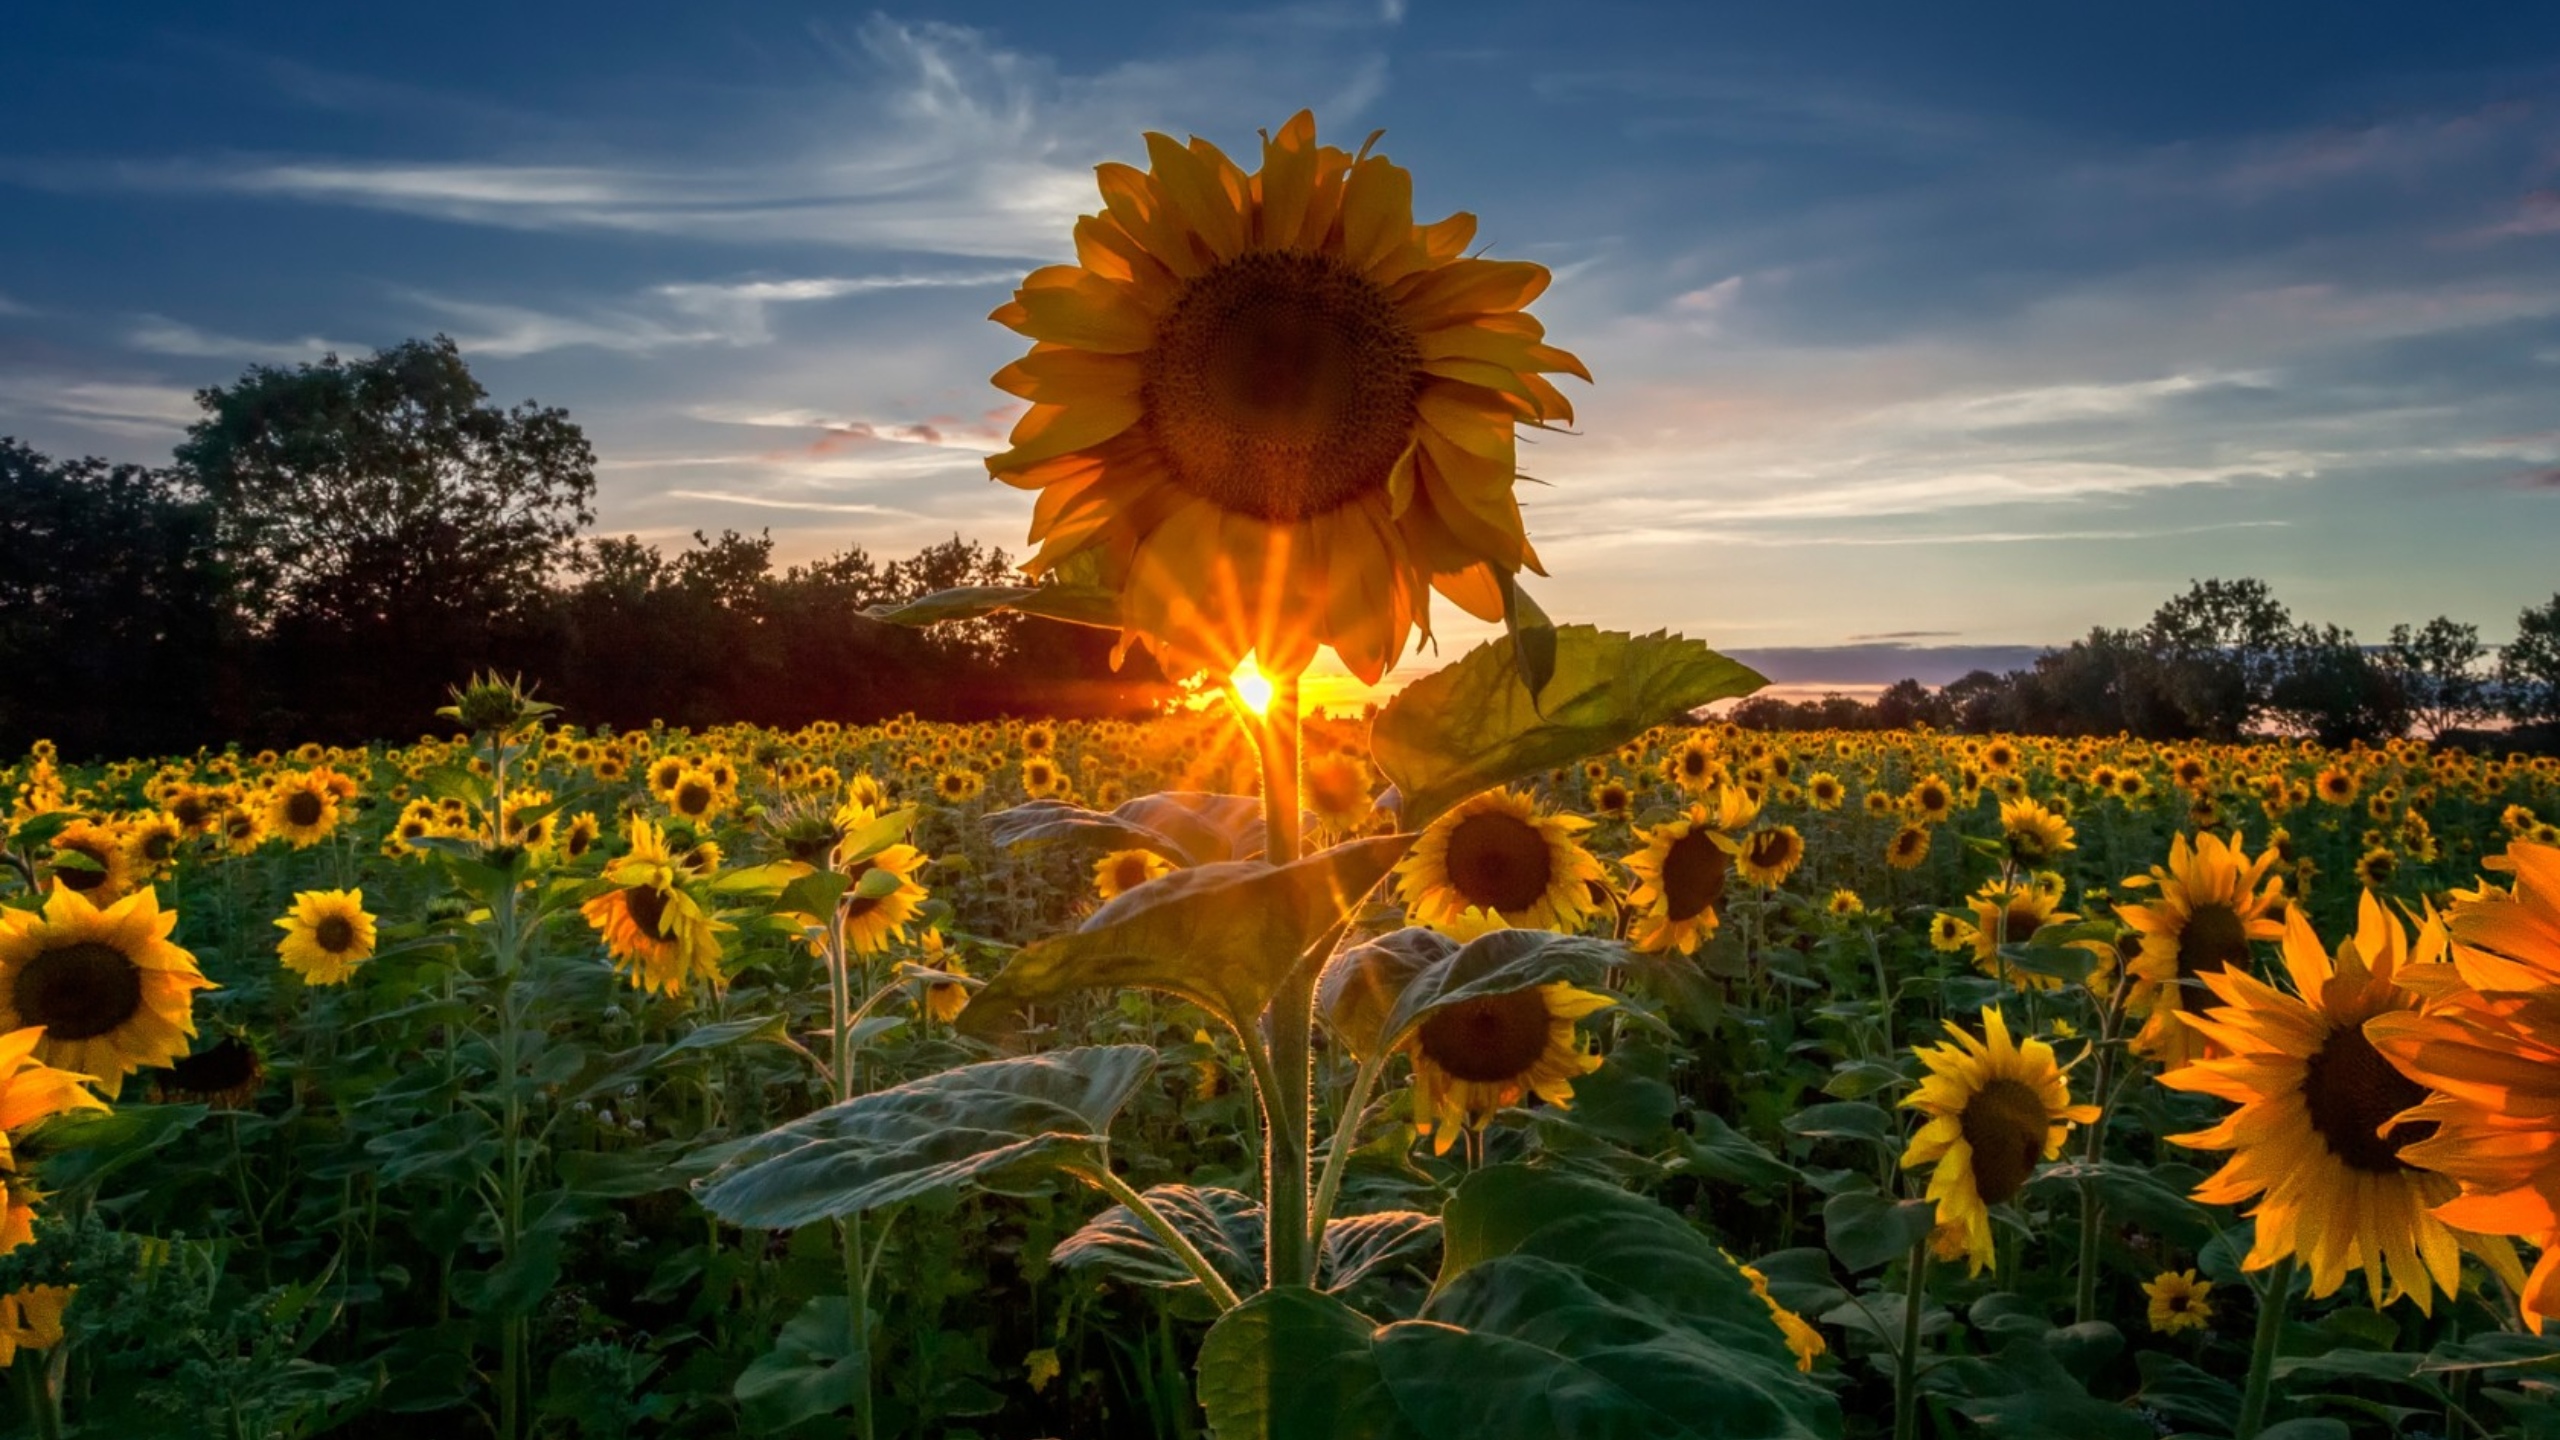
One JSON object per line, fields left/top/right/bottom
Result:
{"left": 1111, "top": 854, "right": 1155, "bottom": 893}
{"left": 2174, "top": 902, "right": 2251, "bottom": 984}
{"left": 1443, "top": 812, "right": 1555, "bottom": 915}
{"left": 1416, "top": 989, "right": 1553, "bottom": 1084}
{"left": 285, "top": 790, "right": 324, "bottom": 828}
{"left": 1959, "top": 1077, "right": 2049, "bottom": 1205}
{"left": 1747, "top": 831, "right": 1796, "bottom": 874}
{"left": 675, "top": 782, "right": 712, "bottom": 816}
{"left": 15, "top": 940, "right": 146, "bottom": 1042}
{"left": 1144, "top": 250, "right": 1422, "bottom": 522}
{"left": 623, "top": 883, "right": 672, "bottom": 940}
{"left": 2304, "top": 1025, "right": 2434, "bottom": 1174}
{"left": 2000, "top": 902, "right": 2043, "bottom": 943}
{"left": 1661, "top": 831, "right": 1728, "bottom": 922}
{"left": 315, "top": 915, "right": 358, "bottom": 954}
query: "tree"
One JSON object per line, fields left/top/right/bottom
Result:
{"left": 2143, "top": 578, "right": 2295, "bottom": 739}
{"left": 2384, "top": 617, "right": 2491, "bottom": 738}
{"left": 175, "top": 336, "right": 595, "bottom": 737}
{"left": 2502, "top": 593, "right": 2560, "bottom": 726}
{"left": 2272, "top": 625, "right": 2409, "bottom": 747}
{"left": 0, "top": 438, "right": 228, "bottom": 758}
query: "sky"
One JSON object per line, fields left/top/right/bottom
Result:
{"left": 4, "top": 1, "right": 2557, "bottom": 699}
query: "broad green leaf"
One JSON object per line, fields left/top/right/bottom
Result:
{"left": 1783, "top": 1100, "right": 1897, "bottom": 1147}
{"left": 2131, "top": 1350, "right": 2240, "bottom": 1432}
{"left": 776, "top": 870, "right": 851, "bottom": 920}
{"left": 455, "top": 1232, "right": 563, "bottom": 1318}
{"left": 863, "top": 582, "right": 1119, "bottom": 629}
{"left": 1371, "top": 627, "right": 1766, "bottom": 828}
{"left": 1821, "top": 1191, "right": 1939, "bottom": 1272}
{"left": 984, "top": 791, "right": 1275, "bottom": 866}
{"left": 1677, "top": 1114, "right": 1801, "bottom": 1189}
{"left": 734, "top": 1295, "right": 868, "bottom": 1431}
{"left": 2254, "top": 1423, "right": 2352, "bottom": 1440}
{"left": 1497, "top": 572, "right": 1557, "bottom": 703}
{"left": 1935, "top": 1335, "right": 2152, "bottom": 1440}
{"left": 1321, "top": 1212, "right": 1441, "bottom": 1293}
{"left": 692, "top": 1046, "right": 1156, "bottom": 1229}
{"left": 1375, "top": 928, "right": 1624, "bottom": 1055}
{"left": 1052, "top": 1183, "right": 1262, "bottom": 1294}
{"left": 957, "top": 835, "right": 1413, "bottom": 1041}
{"left": 1197, "top": 1287, "right": 1417, "bottom": 1440}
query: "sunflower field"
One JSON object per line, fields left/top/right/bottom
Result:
{"left": 10, "top": 108, "right": 2560, "bottom": 1440}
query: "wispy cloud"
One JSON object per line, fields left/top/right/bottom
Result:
{"left": 126, "top": 316, "right": 356, "bottom": 363}
{"left": 0, "top": 292, "right": 33, "bottom": 317}
{"left": 0, "top": 375, "right": 203, "bottom": 437}
{"left": 661, "top": 488, "right": 922, "bottom": 518}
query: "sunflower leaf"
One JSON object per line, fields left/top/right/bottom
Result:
{"left": 1371, "top": 627, "right": 1766, "bottom": 828}
{"left": 1821, "top": 1190, "right": 1940, "bottom": 1272}
{"left": 955, "top": 835, "right": 1413, "bottom": 1042}
{"left": 983, "top": 792, "right": 1277, "bottom": 866}
{"left": 1374, "top": 929, "right": 1623, "bottom": 1056}
{"left": 1496, "top": 572, "right": 1557, "bottom": 706}
{"left": 1197, "top": 1287, "right": 1418, "bottom": 1440}
{"left": 691, "top": 1046, "right": 1156, "bottom": 1230}
{"left": 863, "top": 582, "right": 1121, "bottom": 630}
{"left": 1052, "top": 1183, "right": 1263, "bottom": 1294}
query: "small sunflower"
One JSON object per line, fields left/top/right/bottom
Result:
{"left": 1908, "top": 777, "right": 1954, "bottom": 825}
{"left": 1806, "top": 772, "right": 1844, "bottom": 810}
{"left": 1885, "top": 823, "right": 1931, "bottom": 871}
{"left": 1827, "top": 888, "right": 1865, "bottom": 918}
{"left": 1590, "top": 780, "right": 1633, "bottom": 820}
{"left": 1402, "top": 981, "right": 1614, "bottom": 1155}
{"left": 1664, "top": 737, "right": 1721, "bottom": 795}
{"left": 1900, "top": 1007, "right": 2098, "bottom": 1276}
{"left": 1946, "top": 875, "right": 2100, "bottom": 992}
{"left": 125, "top": 814, "right": 184, "bottom": 879}
{"left": 581, "top": 818, "right": 727, "bottom": 996}
{"left": 836, "top": 837, "right": 931, "bottom": 957}
{"left": 264, "top": 772, "right": 343, "bottom": 848}
{"left": 2142, "top": 1270, "right": 2214, "bottom": 1335}
{"left": 0, "top": 1284, "right": 73, "bottom": 1367}
{"left": 1396, "top": 788, "right": 1604, "bottom": 935}
{"left": 1735, "top": 825, "right": 1805, "bottom": 889}
{"left": 275, "top": 889, "right": 379, "bottom": 985}
{"left": 1622, "top": 788, "right": 1758, "bottom": 955}
{"left": 2316, "top": 767, "right": 2357, "bottom": 805}
{"left": 2354, "top": 847, "right": 2397, "bottom": 890}
{"left": 0, "top": 885, "right": 213, "bottom": 1087}
{"left": 1093, "top": 847, "right": 1174, "bottom": 901}
{"left": 2164, "top": 898, "right": 2521, "bottom": 1313}
{"left": 45, "top": 820, "right": 134, "bottom": 904}
{"left": 1302, "top": 751, "right": 1377, "bottom": 832}
{"left": 1999, "top": 796, "right": 2075, "bottom": 869}
{"left": 2116, "top": 830, "right": 2286, "bottom": 1069}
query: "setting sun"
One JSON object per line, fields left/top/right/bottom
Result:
{"left": 1230, "top": 656, "right": 1276, "bottom": 716}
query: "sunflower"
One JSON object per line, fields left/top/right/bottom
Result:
{"left": 647, "top": 755, "right": 688, "bottom": 800}
{"left": 2143, "top": 1270, "right": 2214, "bottom": 1335}
{"left": 1591, "top": 780, "right": 1633, "bottom": 820}
{"left": 2367, "top": 841, "right": 2560, "bottom": 1328}
{"left": 665, "top": 766, "right": 727, "bottom": 823}
{"left": 1900, "top": 1007, "right": 2098, "bottom": 1276}
{"left": 0, "top": 885, "right": 212, "bottom": 1087}
{"left": 1945, "top": 875, "right": 2102, "bottom": 992}
{"left": 1908, "top": 777, "right": 1954, "bottom": 824}
{"left": 1736, "top": 825, "right": 1805, "bottom": 889}
{"left": 45, "top": 820, "right": 134, "bottom": 903}
{"left": 561, "top": 812, "right": 601, "bottom": 861}
{"left": 1827, "top": 889, "right": 1865, "bottom": 918}
{"left": 1885, "top": 823, "right": 1931, "bottom": 871}
{"left": 1093, "top": 847, "right": 1174, "bottom": 901}
{"left": 1806, "top": 772, "right": 1844, "bottom": 810}
{"left": 580, "top": 818, "right": 726, "bottom": 996}
{"left": 1664, "top": 737, "right": 1722, "bottom": 795}
{"left": 2115, "top": 831, "right": 2286, "bottom": 1068}
{"left": 2354, "top": 847, "right": 2397, "bottom": 889}
{"left": 2163, "top": 898, "right": 2520, "bottom": 1313}
{"left": 125, "top": 813, "right": 184, "bottom": 879}
{"left": 2316, "top": 767, "right": 2356, "bottom": 805}
{"left": 1302, "top": 751, "right": 1377, "bottom": 831}
{"left": 2117, "top": 770, "right": 2150, "bottom": 801}
{"left": 982, "top": 110, "right": 1587, "bottom": 683}
{"left": 0, "top": 1284, "right": 73, "bottom": 1367}
{"left": 1021, "top": 756, "right": 1064, "bottom": 798}
{"left": 1402, "top": 981, "right": 1614, "bottom": 1155}
{"left": 914, "top": 930, "right": 971, "bottom": 1024}
{"left": 275, "top": 889, "right": 378, "bottom": 985}
{"left": 1622, "top": 788, "right": 1759, "bottom": 955}
{"left": 1999, "top": 796, "right": 2075, "bottom": 869}
{"left": 264, "top": 772, "right": 342, "bottom": 848}
{"left": 935, "top": 769, "right": 984, "bottom": 804}
{"left": 1396, "top": 788, "right": 1604, "bottom": 935}
{"left": 837, "top": 842, "right": 931, "bottom": 957}
{"left": 151, "top": 1034, "right": 266, "bottom": 1110}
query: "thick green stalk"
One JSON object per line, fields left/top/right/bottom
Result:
{"left": 1309, "top": 1052, "right": 1388, "bottom": 1258}
{"left": 1087, "top": 1166, "right": 1243, "bottom": 1312}
{"left": 1254, "top": 677, "right": 1311, "bottom": 1291}
{"left": 1892, "top": 1238, "right": 1928, "bottom": 1440}
{"left": 2236, "top": 1256, "right": 2298, "bottom": 1440}
{"left": 820, "top": 909, "right": 878, "bottom": 1440}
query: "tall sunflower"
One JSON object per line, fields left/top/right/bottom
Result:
{"left": 1944, "top": 874, "right": 2102, "bottom": 993}
{"left": 0, "top": 885, "right": 212, "bottom": 1087}
{"left": 1402, "top": 981, "right": 1614, "bottom": 1155}
{"left": 2163, "top": 897, "right": 2521, "bottom": 1313}
{"left": 1395, "top": 788, "right": 1604, "bottom": 935}
{"left": 982, "top": 110, "right": 1589, "bottom": 682}
{"left": 833, "top": 810, "right": 931, "bottom": 957}
{"left": 580, "top": 818, "right": 727, "bottom": 996}
{"left": 2368, "top": 841, "right": 2560, "bottom": 1327}
{"left": 1622, "top": 788, "right": 1759, "bottom": 954}
{"left": 2116, "top": 830, "right": 2285, "bottom": 1069}
{"left": 264, "top": 772, "right": 342, "bottom": 848}
{"left": 1900, "top": 1007, "right": 2097, "bottom": 1276}
{"left": 275, "top": 889, "right": 379, "bottom": 985}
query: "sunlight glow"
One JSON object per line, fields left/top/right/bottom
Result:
{"left": 1231, "top": 656, "right": 1275, "bottom": 716}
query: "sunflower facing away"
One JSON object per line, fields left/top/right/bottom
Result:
{"left": 1396, "top": 788, "right": 1604, "bottom": 935}
{"left": 275, "top": 888, "right": 379, "bottom": 985}
{"left": 983, "top": 110, "right": 1589, "bottom": 682}
{"left": 0, "top": 885, "right": 212, "bottom": 1088}
{"left": 1401, "top": 981, "right": 1614, "bottom": 1155}
{"left": 1900, "top": 1006, "right": 2098, "bottom": 1276}
{"left": 2162, "top": 897, "right": 2521, "bottom": 1314}
{"left": 580, "top": 818, "right": 727, "bottom": 996}
{"left": 2367, "top": 841, "right": 2560, "bottom": 1328}
{"left": 2116, "top": 830, "right": 2286, "bottom": 1069}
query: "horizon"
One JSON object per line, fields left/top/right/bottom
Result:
{"left": 5, "top": 2, "right": 2557, "bottom": 707}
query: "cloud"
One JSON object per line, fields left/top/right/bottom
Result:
{"left": 650, "top": 270, "right": 1018, "bottom": 344}
{"left": 0, "top": 375, "right": 203, "bottom": 437}
{"left": 126, "top": 316, "right": 357, "bottom": 363}
{"left": 0, "top": 292, "right": 33, "bottom": 317}
{"left": 662, "top": 488, "right": 922, "bottom": 518}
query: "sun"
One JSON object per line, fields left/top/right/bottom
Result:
{"left": 1230, "top": 656, "right": 1276, "bottom": 717}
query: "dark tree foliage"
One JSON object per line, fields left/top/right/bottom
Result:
{"left": 2384, "top": 617, "right": 2492, "bottom": 738}
{"left": 2271, "top": 624, "right": 2409, "bottom": 747}
{"left": 2502, "top": 593, "right": 2560, "bottom": 726}
{"left": 0, "top": 440, "right": 229, "bottom": 758}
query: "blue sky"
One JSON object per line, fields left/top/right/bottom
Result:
{"left": 4, "top": 2, "right": 2556, "bottom": 691}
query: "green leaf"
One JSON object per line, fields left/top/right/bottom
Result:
{"left": 734, "top": 1295, "right": 868, "bottom": 1431}
{"left": 692, "top": 1046, "right": 1156, "bottom": 1229}
{"left": 1371, "top": 626, "right": 1765, "bottom": 828}
{"left": 2255, "top": 1423, "right": 2352, "bottom": 1440}
{"left": 1375, "top": 928, "right": 1624, "bottom": 1055}
{"left": 1784, "top": 1101, "right": 1897, "bottom": 1146}
{"left": 1821, "top": 1191, "right": 1938, "bottom": 1272}
{"left": 1052, "top": 1184, "right": 1263, "bottom": 1294}
{"left": 1321, "top": 1212, "right": 1441, "bottom": 1293}
{"left": 957, "top": 835, "right": 1413, "bottom": 1041}
{"left": 863, "top": 581, "right": 1120, "bottom": 629}
{"left": 1198, "top": 1287, "right": 1418, "bottom": 1440}
{"left": 776, "top": 870, "right": 852, "bottom": 921}
{"left": 984, "top": 791, "right": 1275, "bottom": 866}
{"left": 1497, "top": 572, "right": 1557, "bottom": 704}
{"left": 1677, "top": 1114, "right": 1801, "bottom": 1189}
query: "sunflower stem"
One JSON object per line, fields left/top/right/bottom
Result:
{"left": 1892, "top": 1235, "right": 1929, "bottom": 1440}
{"left": 2236, "top": 1255, "right": 2297, "bottom": 1439}
{"left": 1085, "top": 1165, "right": 1243, "bottom": 1313}
{"left": 1253, "top": 674, "right": 1314, "bottom": 1291}
{"left": 1309, "top": 1050, "right": 1389, "bottom": 1261}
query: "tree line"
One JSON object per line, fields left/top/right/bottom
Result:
{"left": 1731, "top": 577, "right": 2560, "bottom": 749}
{"left": 1, "top": 337, "right": 1172, "bottom": 761}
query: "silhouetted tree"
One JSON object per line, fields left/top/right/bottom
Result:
{"left": 2384, "top": 617, "right": 2492, "bottom": 738}
{"left": 2272, "top": 625, "right": 2408, "bottom": 747}
{"left": 2502, "top": 593, "right": 2560, "bottom": 726}
{"left": 2143, "top": 579, "right": 2295, "bottom": 739}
